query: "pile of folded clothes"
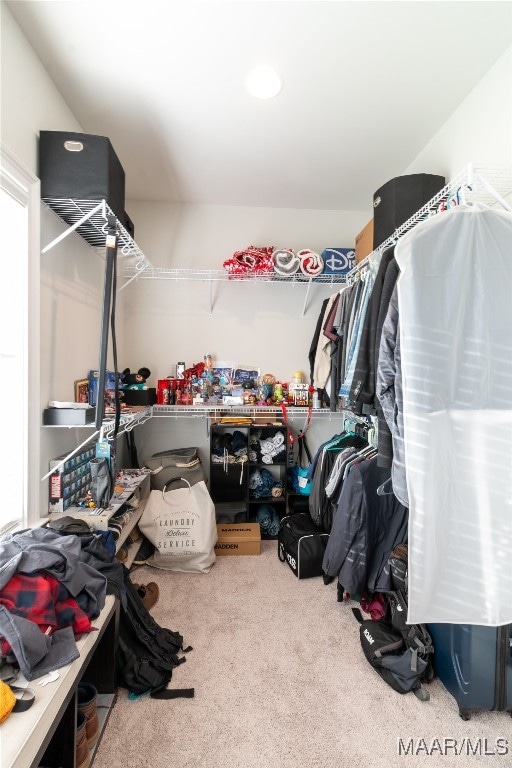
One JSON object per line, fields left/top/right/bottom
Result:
{"left": 249, "top": 429, "right": 286, "bottom": 464}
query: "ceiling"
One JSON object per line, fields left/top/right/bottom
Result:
{"left": 6, "top": 0, "right": 512, "bottom": 211}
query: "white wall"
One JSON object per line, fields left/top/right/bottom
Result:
{"left": 117, "top": 202, "right": 369, "bottom": 464}
{"left": 119, "top": 201, "right": 368, "bottom": 383}
{"left": 0, "top": 2, "right": 83, "bottom": 173}
{"left": 1, "top": 2, "right": 109, "bottom": 513}
{"left": 405, "top": 45, "right": 512, "bottom": 178}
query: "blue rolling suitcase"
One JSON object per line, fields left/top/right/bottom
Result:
{"left": 428, "top": 623, "right": 512, "bottom": 720}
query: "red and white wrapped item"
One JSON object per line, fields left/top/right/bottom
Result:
{"left": 223, "top": 245, "right": 274, "bottom": 277}
{"left": 298, "top": 249, "right": 324, "bottom": 277}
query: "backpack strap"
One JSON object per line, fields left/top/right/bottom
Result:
{"left": 297, "top": 433, "right": 312, "bottom": 468}
{"left": 280, "top": 402, "right": 295, "bottom": 464}
{"left": 151, "top": 688, "right": 195, "bottom": 699}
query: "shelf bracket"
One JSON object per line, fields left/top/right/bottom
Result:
{"left": 40, "top": 428, "right": 100, "bottom": 481}
{"left": 117, "top": 268, "right": 146, "bottom": 294}
{"left": 41, "top": 200, "right": 106, "bottom": 254}
{"left": 209, "top": 274, "right": 214, "bottom": 316}
{"left": 301, "top": 278, "right": 313, "bottom": 317}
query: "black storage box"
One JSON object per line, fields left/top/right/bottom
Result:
{"left": 121, "top": 388, "right": 156, "bottom": 406}
{"left": 122, "top": 211, "right": 135, "bottom": 238}
{"left": 372, "top": 173, "right": 445, "bottom": 249}
{"left": 43, "top": 407, "right": 95, "bottom": 426}
{"left": 39, "top": 131, "right": 126, "bottom": 221}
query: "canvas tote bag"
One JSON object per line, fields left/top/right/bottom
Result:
{"left": 143, "top": 447, "right": 206, "bottom": 491}
{"left": 139, "top": 478, "right": 217, "bottom": 573}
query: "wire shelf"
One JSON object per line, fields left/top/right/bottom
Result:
{"left": 151, "top": 405, "right": 342, "bottom": 419}
{"left": 42, "top": 165, "right": 511, "bottom": 287}
{"left": 42, "top": 197, "right": 152, "bottom": 274}
{"left": 117, "top": 266, "right": 348, "bottom": 284}
{"left": 349, "top": 165, "right": 512, "bottom": 275}
{"left": 40, "top": 407, "right": 152, "bottom": 482}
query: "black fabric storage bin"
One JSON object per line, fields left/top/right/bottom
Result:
{"left": 39, "top": 131, "right": 126, "bottom": 221}
{"left": 372, "top": 173, "right": 445, "bottom": 249}
{"left": 122, "top": 211, "right": 135, "bottom": 238}
{"left": 121, "top": 388, "right": 156, "bottom": 406}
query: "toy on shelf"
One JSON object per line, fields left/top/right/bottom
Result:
{"left": 121, "top": 367, "right": 151, "bottom": 390}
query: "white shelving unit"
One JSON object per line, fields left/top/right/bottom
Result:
{"left": 151, "top": 404, "right": 340, "bottom": 419}
{"left": 41, "top": 197, "right": 152, "bottom": 280}
{"left": 41, "top": 196, "right": 349, "bottom": 315}
{"left": 40, "top": 407, "right": 153, "bottom": 482}
{"left": 4, "top": 596, "right": 119, "bottom": 768}
{"left": 47, "top": 469, "right": 150, "bottom": 529}
{"left": 42, "top": 165, "right": 512, "bottom": 292}
{"left": 42, "top": 165, "right": 512, "bottom": 315}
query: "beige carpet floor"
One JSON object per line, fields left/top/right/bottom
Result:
{"left": 93, "top": 542, "right": 511, "bottom": 768}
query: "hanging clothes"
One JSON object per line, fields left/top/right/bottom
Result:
{"left": 374, "top": 256, "right": 400, "bottom": 469}
{"left": 349, "top": 245, "right": 395, "bottom": 411}
{"left": 322, "top": 454, "right": 408, "bottom": 596}
{"left": 375, "top": 283, "right": 408, "bottom": 508}
{"left": 339, "top": 269, "right": 375, "bottom": 400}
{"left": 329, "top": 283, "right": 358, "bottom": 410}
{"left": 394, "top": 202, "right": 512, "bottom": 627}
{"left": 312, "top": 293, "right": 338, "bottom": 400}
{"left": 308, "top": 433, "right": 368, "bottom": 532}
{"left": 308, "top": 297, "right": 329, "bottom": 387}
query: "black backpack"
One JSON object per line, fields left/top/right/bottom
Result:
{"left": 353, "top": 543, "right": 434, "bottom": 702}
{"left": 117, "top": 570, "right": 194, "bottom": 699}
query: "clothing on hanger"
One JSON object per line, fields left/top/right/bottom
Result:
{"left": 349, "top": 245, "right": 395, "bottom": 410}
{"left": 376, "top": 283, "right": 408, "bottom": 508}
{"left": 322, "top": 454, "right": 408, "bottom": 597}
{"left": 339, "top": 269, "right": 375, "bottom": 400}
{"left": 394, "top": 202, "right": 512, "bottom": 626}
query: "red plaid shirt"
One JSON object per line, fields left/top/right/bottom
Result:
{"left": 0, "top": 572, "right": 92, "bottom": 655}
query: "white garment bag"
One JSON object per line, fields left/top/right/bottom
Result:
{"left": 395, "top": 203, "right": 512, "bottom": 626}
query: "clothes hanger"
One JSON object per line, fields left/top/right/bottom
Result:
{"left": 376, "top": 477, "right": 394, "bottom": 496}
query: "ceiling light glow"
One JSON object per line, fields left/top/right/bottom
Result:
{"left": 245, "top": 66, "right": 282, "bottom": 99}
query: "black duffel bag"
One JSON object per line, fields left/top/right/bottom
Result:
{"left": 278, "top": 512, "right": 329, "bottom": 579}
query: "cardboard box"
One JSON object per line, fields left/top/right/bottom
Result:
{"left": 355, "top": 219, "right": 374, "bottom": 263}
{"left": 215, "top": 523, "right": 261, "bottom": 556}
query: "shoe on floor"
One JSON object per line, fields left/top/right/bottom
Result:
{"left": 77, "top": 682, "right": 100, "bottom": 748}
{"left": 134, "top": 582, "right": 159, "bottom": 611}
{"left": 131, "top": 535, "right": 155, "bottom": 565}
{"left": 76, "top": 710, "right": 90, "bottom": 768}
